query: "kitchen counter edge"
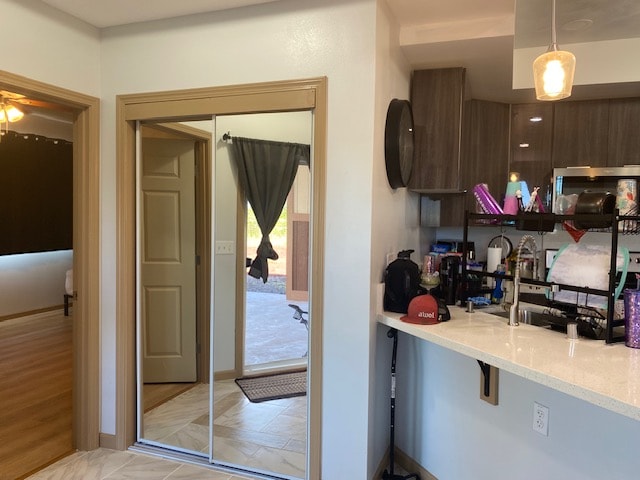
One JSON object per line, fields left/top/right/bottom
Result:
{"left": 378, "top": 307, "right": 640, "bottom": 422}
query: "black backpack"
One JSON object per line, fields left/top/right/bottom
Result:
{"left": 383, "top": 250, "right": 425, "bottom": 313}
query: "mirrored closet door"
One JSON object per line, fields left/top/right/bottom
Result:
{"left": 136, "top": 112, "right": 313, "bottom": 479}
{"left": 136, "top": 120, "right": 213, "bottom": 457}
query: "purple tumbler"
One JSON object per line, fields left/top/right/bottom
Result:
{"left": 624, "top": 289, "right": 640, "bottom": 348}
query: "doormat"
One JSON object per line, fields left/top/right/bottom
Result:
{"left": 235, "top": 370, "right": 307, "bottom": 403}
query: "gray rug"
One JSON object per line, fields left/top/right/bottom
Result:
{"left": 235, "top": 370, "right": 307, "bottom": 403}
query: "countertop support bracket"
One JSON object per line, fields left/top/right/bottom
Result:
{"left": 477, "top": 360, "right": 499, "bottom": 405}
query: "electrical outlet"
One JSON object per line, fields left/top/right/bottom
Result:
{"left": 533, "top": 401, "right": 549, "bottom": 436}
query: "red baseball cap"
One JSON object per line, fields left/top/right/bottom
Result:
{"left": 400, "top": 294, "right": 440, "bottom": 325}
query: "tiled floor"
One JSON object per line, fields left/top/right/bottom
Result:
{"left": 26, "top": 448, "right": 259, "bottom": 480}
{"left": 141, "top": 380, "right": 306, "bottom": 478}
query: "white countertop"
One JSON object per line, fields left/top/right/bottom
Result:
{"left": 379, "top": 306, "right": 640, "bottom": 422}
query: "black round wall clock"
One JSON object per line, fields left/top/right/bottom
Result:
{"left": 384, "top": 98, "right": 414, "bottom": 189}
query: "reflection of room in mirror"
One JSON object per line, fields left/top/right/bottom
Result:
{"left": 138, "top": 121, "right": 213, "bottom": 457}
{"left": 215, "top": 111, "right": 311, "bottom": 479}
{"left": 143, "top": 380, "right": 307, "bottom": 477}
{"left": 217, "top": 111, "right": 312, "bottom": 374}
{"left": 137, "top": 111, "right": 313, "bottom": 479}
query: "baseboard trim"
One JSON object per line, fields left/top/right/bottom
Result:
{"left": 394, "top": 448, "right": 437, "bottom": 480}
{"left": 213, "top": 369, "right": 238, "bottom": 381}
{"left": 373, "top": 447, "right": 437, "bottom": 480}
{"left": 0, "top": 306, "right": 64, "bottom": 323}
{"left": 373, "top": 448, "right": 390, "bottom": 479}
{"left": 99, "top": 433, "right": 119, "bottom": 450}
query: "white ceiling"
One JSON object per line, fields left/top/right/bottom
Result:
{"left": 33, "top": 0, "right": 640, "bottom": 103}
{"left": 39, "top": 0, "right": 282, "bottom": 28}
{"left": 39, "top": 0, "right": 505, "bottom": 30}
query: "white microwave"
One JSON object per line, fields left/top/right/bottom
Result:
{"left": 552, "top": 165, "right": 640, "bottom": 214}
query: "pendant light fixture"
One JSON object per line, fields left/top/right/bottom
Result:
{"left": 533, "top": 0, "right": 576, "bottom": 101}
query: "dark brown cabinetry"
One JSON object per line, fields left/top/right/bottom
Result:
{"left": 551, "top": 99, "right": 609, "bottom": 167}
{"left": 511, "top": 97, "right": 640, "bottom": 179}
{"left": 410, "top": 66, "right": 640, "bottom": 226}
{"left": 408, "top": 67, "right": 465, "bottom": 191}
{"left": 460, "top": 99, "right": 510, "bottom": 213}
{"left": 419, "top": 99, "right": 510, "bottom": 227}
{"left": 509, "top": 103, "right": 554, "bottom": 198}
{"left": 608, "top": 98, "right": 640, "bottom": 166}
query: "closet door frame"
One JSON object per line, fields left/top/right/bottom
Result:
{"left": 115, "top": 77, "right": 327, "bottom": 478}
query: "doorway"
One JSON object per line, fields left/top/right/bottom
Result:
{"left": 218, "top": 111, "right": 312, "bottom": 375}
{"left": 0, "top": 71, "right": 101, "bottom": 457}
{"left": 243, "top": 201, "right": 309, "bottom": 371}
{"left": 242, "top": 150, "right": 311, "bottom": 373}
{"left": 116, "top": 78, "right": 326, "bottom": 478}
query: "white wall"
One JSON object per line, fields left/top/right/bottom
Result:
{"left": 0, "top": 0, "right": 99, "bottom": 315}
{"left": 100, "top": 1, "right": 377, "bottom": 476}
{"left": 395, "top": 334, "right": 640, "bottom": 479}
{"left": 369, "top": 0, "right": 416, "bottom": 476}
{"left": 0, "top": 0, "right": 100, "bottom": 96}
{"left": 0, "top": 250, "right": 72, "bottom": 316}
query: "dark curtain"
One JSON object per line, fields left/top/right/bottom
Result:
{"left": 231, "top": 136, "right": 310, "bottom": 282}
{"left": 0, "top": 130, "right": 73, "bottom": 255}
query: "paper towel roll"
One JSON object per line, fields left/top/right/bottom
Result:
{"left": 487, "top": 247, "right": 502, "bottom": 274}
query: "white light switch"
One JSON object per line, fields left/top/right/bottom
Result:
{"left": 215, "top": 241, "right": 235, "bottom": 255}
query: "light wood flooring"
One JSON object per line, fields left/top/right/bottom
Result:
{"left": 0, "top": 312, "right": 73, "bottom": 480}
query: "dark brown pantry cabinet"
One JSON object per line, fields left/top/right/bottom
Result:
{"left": 408, "top": 67, "right": 465, "bottom": 191}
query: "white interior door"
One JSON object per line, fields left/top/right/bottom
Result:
{"left": 141, "top": 137, "right": 197, "bottom": 383}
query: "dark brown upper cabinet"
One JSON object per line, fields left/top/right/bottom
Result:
{"left": 509, "top": 103, "right": 554, "bottom": 199}
{"left": 408, "top": 67, "right": 465, "bottom": 191}
{"left": 608, "top": 98, "right": 640, "bottom": 166}
{"left": 419, "top": 98, "right": 510, "bottom": 227}
{"left": 461, "top": 99, "right": 510, "bottom": 214}
{"left": 552, "top": 99, "right": 609, "bottom": 168}
{"left": 409, "top": 66, "right": 640, "bottom": 227}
